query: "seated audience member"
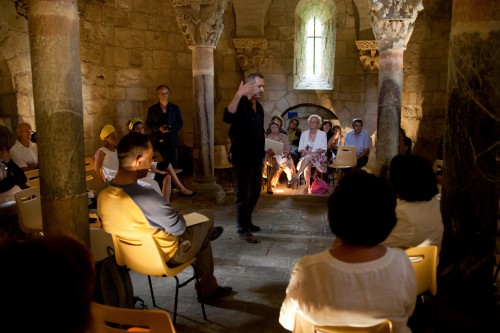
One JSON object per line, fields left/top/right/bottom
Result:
{"left": 266, "top": 114, "right": 287, "bottom": 135}
{"left": 9, "top": 122, "right": 38, "bottom": 171}
{"left": 129, "top": 118, "right": 195, "bottom": 198}
{"left": 344, "top": 118, "right": 370, "bottom": 168}
{"left": 97, "top": 133, "right": 232, "bottom": 301}
{"left": 0, "top": 147, "right": 26, "bottom": 203}
{"left": 321, "top": 120, "right": 334, "bottom": 142}
{"left": 290, "top": 115, "right": 328, "bottom": 194}
{"left": 384, "top": 154, "right": 444, "bottom": 253}
{"left": 328, "top": 125, "right": 344, "bottom": 156}
{"left": 280, "top": 171, "right": 416, "bottom": 332}
{"left": 263, "top": 122, "right": 296, "bottom": 194}
{"left": 399, "top": 128, "right": 412, "bottom": 155}
{"left": 94, "top": 124, "right": 163, "bottom": 197}
{"left": 287, "top": 118, "right": 302, "bottom": 166}
{"left": 0, "top": 234, "right": 95, "bottom": 333}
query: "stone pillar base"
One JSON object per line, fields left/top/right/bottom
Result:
{"left": 190, "top": 179, "right": 225, "bottom": 204}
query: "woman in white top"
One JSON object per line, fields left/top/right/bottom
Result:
{"left": 384, "top": 154, "right": 444, "bottom": 253}
{"left": 280, "top": 171, "right": 416, "bottom": 333}
{"left": 94, "top": 125, "right": 164, "bottom": 198}
{"left": 290, "top": 114, "right": 328, "bottom": 193}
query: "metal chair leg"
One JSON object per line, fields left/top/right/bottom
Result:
{"left": 148, "top": 275, "right": 157, "bottom": 307}
{"left": 192, "top": 264, "right": 207, "bottom": 320}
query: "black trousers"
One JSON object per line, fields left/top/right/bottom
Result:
{"left": 233, "top": 164, "right": 262, "bottom": 235}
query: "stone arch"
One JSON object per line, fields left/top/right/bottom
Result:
{"left": 280, "top": 103, "right": 338, "bottom": 131}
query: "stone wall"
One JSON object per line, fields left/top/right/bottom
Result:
{"left": 0, "top": 0, "right": 451, "bottom": 161}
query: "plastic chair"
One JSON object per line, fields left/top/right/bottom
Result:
{"left": 92, "top": 302, "right": 176, "bottom": 333}
{"left": 329, "top": 145, "right": 357, "bottom": 170}
{"left": 24, "top": 169, "right": 40, "bottom": 187}
{"left": 90, "top": 228, "right": 114, "bottom": 262}
{"left": 85, "top": 156, "right": 95, "bottom": 171}
{"left": 14, "top": 186, "right": 43, "bottom": 234}
{"left": 214, "top": 145, "right": 233, "bottom": 187}
{"left": 293, "top": 314, "right": 392, "bottom": 333}
{"left": 405, "top": 245, "right": 438, "bottom": 296}
{"left": 111, "top": 234, "right": 207, "bottom": 324}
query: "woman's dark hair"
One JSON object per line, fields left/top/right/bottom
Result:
{"left": 328, "top": 171, "right": 396, "bottom": 247}
{"left": 321, "top": 120, "right": 332, "bottom": 132}
{"left": 0, "top": 234, "right": 95, "bottom": 333}
{"left": 390, "top": 154, "right": 438, "bottom": 202}
{"left": 288, "top": 118, "right": 299, "bottom": 128}
{"left": 333, "top": 125, "right": 341, "bottom": 133}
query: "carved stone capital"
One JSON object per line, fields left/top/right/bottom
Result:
{"left": 170, "top": 0, "right": 228, "bottom": 47}
{"left": 368, "top": 0, "right": 423, "bottom": 51}
{"left": 232, "top": 38, "right": 268, "bottom": 73}
{"left": 355, "top": 40, "right": 379, "bottom": 72}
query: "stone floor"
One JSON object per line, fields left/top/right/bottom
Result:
{"left": 131, "top": 179, "right": 335, "bottom": 333}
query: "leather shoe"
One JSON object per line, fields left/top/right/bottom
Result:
{"left": 266, "top": 189, "right": 273, "bottom": 194}
{"left": 209, "top": 226, "right": 224, "bottom": 241}
{"left": 178, "top": 191, "right": 197, "bottom": 197}
{"left": 198, "top": 286, "right": 233, "bottom": 302}
{"left": 249, "top": 224, "right": 261, "bottom": 232}
{"left": 239, "top": 232, "right": 259, "bottom": 243}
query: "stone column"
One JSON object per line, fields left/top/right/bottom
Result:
{"left": 437, "top": 1, "right": 500, "bottom": 330}
{"left": 233, "top": 38, "right": 268, "bottom": 76}
{"left": 369, "top": 0, "right": 423, "bottom": 177}
{"left": 171, "top": 0, "right": 228, "bottom": 203}
{"left": 26, "top": 0, "right": 89, "bottom": 243}
{"left": 356, "top": 40, "right": 379, "bottom": 154}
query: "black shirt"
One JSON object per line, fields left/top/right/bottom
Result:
{"left": 223, "top": 97, "right": 265, "bottom": 167}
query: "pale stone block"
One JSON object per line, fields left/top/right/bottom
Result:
{"left": 285, "top": 93, "right": 298, "bottom": 107}
{"left": 144, "top": 31, "right": 168, "bottom": 48}
{"left": 115, "top": 28, "right": 145, "bottom": 48}
{"left": 267, "top": 90, "right": 287, "bottom": 102}
{"left": 152, "top": 50, "right": 176, "bottom": 69}
{"left": 339, "top": 92, "right": 352, "bottom": 100}
{"left": 217, "top": 73, "right": 239, "bottom": 89}
{"left": 335, "top": 58, "right": 356, "bottom": 75}
{"left": 114, "top": 47, "right": 130, "bottom": 67}
{"left": 129, "top": 50, "right": 143, "bottom": 66}
{"left": 340, "top": 76, "right": 364, "bottom": 93}
{"left": 81, "top": 3, "right": 102, "bottom": 23}
{"left": 128, "top": 13, "right": 149, "bottom": 30}
{"left": 83, "top": 100, "right": 101, "bottom": 116}
{"left": 90, "top": 86, "right": 107, "bottom": 100}
{"left": 115, "top": 68, "right": 142, "bottom": 86}
{"left": 307, "top": 94, "right": 318, "bottom": 104}
{"left": 125, "top": 87, "right": 148, "bottom": 101}
{"left": 175, "top": 52, "right": 192, "bottom": 69}
{"left": 108, "top": 87, "right": 128, "bottom": 100}
{"left": 116, "top": 0, "right": 132, "bottom": 10}
{"left": 264, "top": 74, "right": 287, "bottom": 91}
{"left": 222, "top": 55, "right": 239, "bottom": 71}
{"left": 275, "top": 98, "right": 290, "bottom": 112}
{"left": 167, "top": 34, "right": 189, "bottom": 52}
{"left": 409, "top": 92, "right": 418, "bottom": 105}
{"left": 8, "top": 31, "right": 31, "bottom": 55}
{"left": 102, "top": 7, "right": 128, "bottom": 27}
{"left": 88, "top": 25, "right": 114, "bottom": 45}
{"left": 335, "top": 40, "right": 347, "bottom": 58}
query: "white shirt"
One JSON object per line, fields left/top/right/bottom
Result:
{"left": 9, "top": 140, "right": 38, "bottom": 168}
{"left": 383, "top": 197, "right": 444, "bottom": 253}
{"left": 279, "top": 248, "right": 416, "bottom": 333}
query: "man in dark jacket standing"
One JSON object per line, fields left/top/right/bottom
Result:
{"left": 223, "top": 73, "right": 265, "bottom": 243}
{"left": 146, "top": 85, "right": 183, "bottom": 167}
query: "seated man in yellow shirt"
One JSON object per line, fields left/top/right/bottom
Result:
{"left": 97, "top": 132, "right": 232, "bottom": 301}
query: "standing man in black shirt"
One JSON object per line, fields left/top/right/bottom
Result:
{"left": 146, "top": 85, "right": 183, "bottom": 167}
{"left": 223, "top": 73, "right": 266, "bottom": 243}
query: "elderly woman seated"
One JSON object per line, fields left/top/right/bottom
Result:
{"left": 290, "top": 115, "right": 328, "bottom": 194}
{"left": 263, "top": 122, "right": 296, "bottom": 194}
{"left": 279, "top": 171, "right": 416, "bottom": 332}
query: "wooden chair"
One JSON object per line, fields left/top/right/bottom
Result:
{"left": 24, "top": 169, "right": 40, "bottom": 187}
{"left": 84, "top": 156, "right": 95, "bottom": 171}
{"left": 293, "top": 314, "right": 392, "bottom": 333}
{"left": 329, "top": 146, "right": 357, "bottom": 171}
{"left": 111, "top": 234, "right": 207, "bottom": 324}
{"left": 214, "top": 145, "right": 233, "bottom": 187}
{"left": 405, "top": 246, "right": 438, "bottom": 296}
{"left": 14, "top": 186, "right": 43, "bottom": 234}
{"left": 92, "top": 302, "right": 176, "bottom": 333}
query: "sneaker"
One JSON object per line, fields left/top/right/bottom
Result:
{"left": 198, "top": 286, "right": 233, "bottom": 303}
{"left": 209, "top": 226, "right": 224, "bottom": 241}
{"left": 249, "top": 224, "right": 261, "bottom": 232}
{"left": 239, "top": 232, "right": 259, "bottom": 243}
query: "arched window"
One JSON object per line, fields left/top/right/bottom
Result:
{"left": 294, "top": 0, "right": 336, "bottom": 90}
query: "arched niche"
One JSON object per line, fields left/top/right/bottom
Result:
{"left": 281, "top": 103, "right": 338, "bottom": 131}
